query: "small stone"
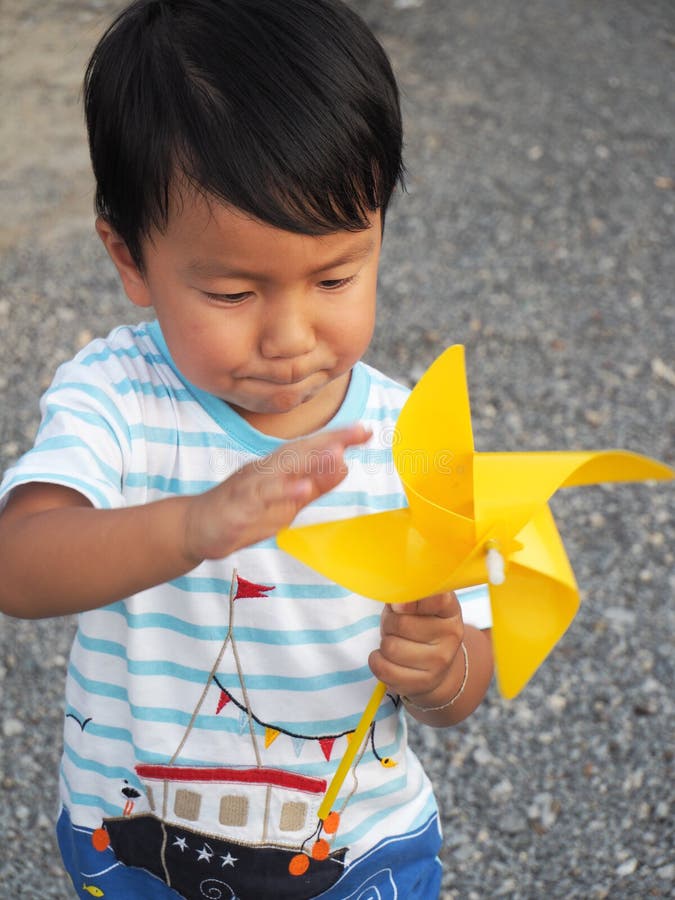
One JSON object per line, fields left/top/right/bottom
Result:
{"left": 498, "top": 811, "right": 525, "bottom": 834}
{"left": 622, "top": 770, "right": 644, "bottom": 792}
{"left": 584, "top": 409, "right": 606, "bottom": 427}
{"left": 590, "top": 887, "right": 610, "bottom": 899}
{"left": 492, "top": 778, "right": 514, "bottom": 802}
{"left": 527, "top": 792, "right": 560, "bottom": 830}
{"left": 656, "top": 863, "right": 675, "bottom": 880}
{"left": 76, "top": 328, "right": 94, "bottom": 348}
{"left": 2, "top": 441, "right": 19, "bottom": 459}
{"left": 589, "top": 217, "right": 606, "bottom": 236}
{"left": 604, "top": 607, "right": 636, "bottom": 627}
{"left": 654, "top": 801, "right": 670, "bottom": 821}
{"left": 527, "top": 144, "right": 544, "bottom": 160}
{"left": 651, "top": 357, "right": 675, "bottom": 387}
{"left": 547, "top": 693, "right": 567, "bottom": 713}
{"left": 472, "top": 746, "right": 494, "bottom": 766}
{"left": 3, "top": 717, "right": 25, "bottom": 737}
{"left": 615, "top": 858, "right": 638, "bottom": 877}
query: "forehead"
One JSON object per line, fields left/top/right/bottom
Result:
{"left": 147, "top": 187, "right": 381, "bottom": 274}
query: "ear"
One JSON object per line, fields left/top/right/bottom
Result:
{"left": 95, "top": 218, "right": 153, "bottom": 308}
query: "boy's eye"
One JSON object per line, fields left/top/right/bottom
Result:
{"left": 204, "top": 291, "right": 251, "bottom": 304}
{"left": 319, "top": 275, "right": 355, "bottom": 290}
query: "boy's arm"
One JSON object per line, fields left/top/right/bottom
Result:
{"left": 0, "top": 424, "right": 370, "bottom": 619}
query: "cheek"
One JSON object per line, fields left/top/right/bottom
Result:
{"left": 333, "top": 285, "right": 377, "bottom": 356}
{"left": 158, "top": 316, "right": 237, "bottom": 385}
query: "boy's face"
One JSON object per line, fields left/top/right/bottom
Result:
{"left": 98, "top": 192, "right": 381, "bottom": 438}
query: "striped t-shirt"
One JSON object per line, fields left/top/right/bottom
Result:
{"left": 1, "top": 321, "right": 490, "bottom": 898}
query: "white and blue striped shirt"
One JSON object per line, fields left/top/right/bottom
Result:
{"left": 1, "top": 321, "right": 490, "bottom": 874}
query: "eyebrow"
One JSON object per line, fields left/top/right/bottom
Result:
{"left": 185, "top": 236, "right": 376, "bottom": 280}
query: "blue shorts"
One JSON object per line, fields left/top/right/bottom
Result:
{"left": 58, "top": 806, "right": 442, "bottom": 900}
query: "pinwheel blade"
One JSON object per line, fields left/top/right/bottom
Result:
{"left": 474, "top": 450, "right": 673, "bottom": 537}
{"left": 277, "top": 508, "right": 480, "bottom": 605}
{"left": 395, "top": 345, "right": 475, "bottom": 519}
{"left": 490, "top": 505, "right": 579, "bottom": 698}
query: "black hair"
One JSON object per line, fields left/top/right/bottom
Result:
{"left": 84, "top": 0, "right": 405, "bottom": 268}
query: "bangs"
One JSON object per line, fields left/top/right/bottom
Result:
{"left": 85, "top": 0, "right": 404, "bottom": 264}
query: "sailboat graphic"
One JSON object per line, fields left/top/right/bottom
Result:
{"left": 94, "top": 571, "right": 352, "bottom": 900}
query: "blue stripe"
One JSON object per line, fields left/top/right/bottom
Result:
{"left": 72, "top": 636, "right": 377, "bottom": 693}
{"left": 78, "top": 614, "right": 380, "bottom": 658}
{"left": 344, "top": 447, "right": 395, "bottom": 464}
{"left": 63, "top": 743, "right": 139, "bottom": 785}
{"left": 362, "top": 368, "right": 409, "bottom": 394}
{"left": 68, "top": 661, "right": 129, "bottom": 701}
{"left": 127, "top": 422, "right": 245, "bottom": 449}
{"left": 61, "top": 775, "right": 124, "bottom": 817}
{"left": 111, "top": 376, "right": 194, "bottom": 403}
{"left": 103, "top": 602, "right": 230, "bottom": 641}
{"left": 311, "top": 491, "right": 406, "bottom": 509}
{"left": 167, "top": 575, "right": 350, "bottom": 600}
{"left": 408, "top": 794, "right": 441, "bottom": 833}
{"left": 231, "top": 615, "right": 381, "bottom": 646}
{"left": 125, "top": 472, "right": 218, "bottom": 493}
{"left": 78, "top": 335, "right": 164, "bottom": 369}
{"left": 339, "top": 796, "right": 437, "bottom": 851}
{"left": 456, "top": 584, "right": 489, "bottom": 603}
{"left": 76, "top": 632, "right": 126, "bottom": 658}
{"left": 40, "top": 403, "right": 128, "bottom": 452}
{"left": 42, "top": 382, "right": 132, "bottom": 440}
{"left": 29, "top": 435, "right": 121, "bottom": 484}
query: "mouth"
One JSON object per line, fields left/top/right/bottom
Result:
{"left": 241, "top": 366, "right": 324, "bottom": 386}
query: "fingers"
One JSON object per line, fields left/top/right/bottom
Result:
{"left": 370, "top": 591, "right": 464, "bottom": 696}
{"left": 389, "top": 591, "right": 461, "bottom": 619}
{"left": 260, "top": 422, "right": 372, "bottom": 502}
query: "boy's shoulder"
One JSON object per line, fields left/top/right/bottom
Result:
{"left": 52, "top": 321, "right": 177, "bottom": 392}
{"left": 358, "top": 360, "right": 410, "bottom": 402}
{"left": 69, "top": 321, "right": 162, "bottom": 369}
{"left": 345, "top": 360, "right": 410, "bottom": 432}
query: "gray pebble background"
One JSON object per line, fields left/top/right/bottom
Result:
{"left": 1, "top": 1, "right": 673, "bottom": 898}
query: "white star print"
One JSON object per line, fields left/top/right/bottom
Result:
{"left": 220, "top": 851, "right": 238, "bottom": 867}
{"left": 172, "top": 836, "right": 188, "bottom": 852}
{"left": 196, "top": 843, "right": 214, "bottom": 863}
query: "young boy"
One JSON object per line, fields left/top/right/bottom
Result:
{"left": 0, "top": 1, "right": 493, "bottom": 897}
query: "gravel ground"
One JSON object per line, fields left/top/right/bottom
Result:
{"left": 1, "top": 1, "right": 673, "bottom": 898}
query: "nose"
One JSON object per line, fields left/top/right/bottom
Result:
{"left": 260, "top": 295, "right": 316, "bottom": 360}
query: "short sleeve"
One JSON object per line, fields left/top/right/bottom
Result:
{"left": 0, "top": 357, "right": 131, "bottom": 511}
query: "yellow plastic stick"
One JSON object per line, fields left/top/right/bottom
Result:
{"left": 318, "top": 680, "right": 387, "bottom": 822}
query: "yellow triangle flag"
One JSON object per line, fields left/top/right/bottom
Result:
{"left": 264, "top": 727, "right": 280, "bottom": 749}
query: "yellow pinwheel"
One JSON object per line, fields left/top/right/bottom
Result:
{"left": 278, "top": 345, "right": 672, "bottom": 700}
